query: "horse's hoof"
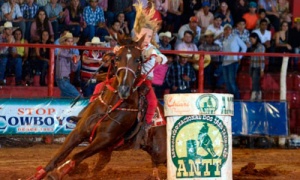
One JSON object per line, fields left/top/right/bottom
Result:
{"left": 46, "top": 172, "right": 59, "bottom": 180}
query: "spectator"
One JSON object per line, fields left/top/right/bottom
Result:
{"left": 98, "top": 0, "right": 108, "bottom": 12}
{"left": 13, "top": 28, "right": 28, "bottom": 66}
{"left": 55, "top": 32, "right": 81, "bottom": 98}
{"left": 30, "top": 9, "right": 54, "bottom": 42}
{"left": 64, "top": 0, "right": 84, "bottom": 38}
{"left": 116, "top": 12, "right": 129, "bottom": 35}
{"left": 165, "top": 53, "right": 196, "bottom": 93}
{"left": 0, "top": 22, "right": 21, "bottom": 86}
{"left": 81, "top": 37, "right": 107, "bottom": 97}
{"left": 276, "top": 0, "right": 292, "bottom": 23}
{"left": 198, "top": 29, "right": 221, "bottom": 89}
{"left": 182, "top": 0, "right": 201, "bottom": 25}
{"left": 289, "top": 18, "right": 300, "bottom": 72}
{"left": 158, "top": 31, "right": 173, "bottom": 50}
{"left": 44, "top": 0, "right": 64, "bottom": 40}
{"left": 221, "top": 24, "right": 247, "bottom": 99}
{"left": 217, "top": 1, "right": 234, "bottom": 26}
{"left": 108, "top": 20, "right": 122, "bottom": 39}
{"left": 1, "top": 0, "right": 26, "bottom": 37}
{"left": 155, "top": 0, "right": 168, "bottom": 18}
{"left": 256, "top": 8, "right": 270, "bottom": 29}
{"left": 274, "top": 21, "right": 292, "bottom": 71}
{"left": 175, "top": 30, "right": 198, "bottom": 52}
{"left": 20, "top": 0, "right": 39, "bottom": 40}
{"left": 195, "top": 1, "right": 214, "bottom": 33}
{"left": 248, "top": 32, "right": 265, "bottom": 100}
{"left": 177, "top": 16, "right": 201, "bottom": 46}
{"left": 104, "top": 35, "right": 118, "bottom": 47}
{"left": 233, "top": 18, "right": 250, "bottom": 47}
{"left": 253, "top": 19, "right": 272, "bottom": 49}
{"left": 35, "top": 30, "right": 52, "bottom": 86}
{"left": 166, "top": 0, "right": 183, "bottom": 32}
{"left": 207, "top": 14, "right": 224, "bottom": 40}
{"left": 201, "top": 0, "right": 220, "bottom": 12}
{"left": 82, "top": 0, "right": 107, "bottom": 41}
{"left": 258, "top": 0, "right": 280, "bottom": 31}
{"left": 152, "top": 54, "right": 173, "bottom": 99}
{"left": 106, "top": 0, "right": 135, "bottom": 31}
{"left": 36, "top": 0, "right": 49, "bottom": 9}
{"left": 242, "top": 1, "right": 259, "bottom": 31}
{"left": 232, "top": 0, "right": 248, "bottom": 23}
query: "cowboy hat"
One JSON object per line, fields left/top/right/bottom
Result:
{"left": 104, "top": 35, "right": 115, "bottom": 41}
{"left": 202, "top": 29, "right": 215, "bottom": 37}
{"left": 192, "top": 54, "right": 211, "bottom": 69}
{"left": 59, "top": 32, "right": 74, "bottom": 44}
{"left": 85, "top": 37, "right": 106, "bottom": 46}
{"left": 0, "top": 21, "right": 17, "bottom": 32}
{"left": 159, "top": 31, "right": 174, "bottom": 41}
{"left": 178, "top": 54, "right": 193, "bottom": 58}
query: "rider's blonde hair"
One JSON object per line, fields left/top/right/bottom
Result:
{"left": 133, "top": 0, "right": 159, "bottom": 47}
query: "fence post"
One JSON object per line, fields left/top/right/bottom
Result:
{"left": 198, "top": 54, "right": 204, "bottom": 93}
{"left": 48, "top": 48, "right": 55, "bottom": 97}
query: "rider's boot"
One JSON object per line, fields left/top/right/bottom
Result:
{"left": 27, "top": 166, "right": 47, "bottom": 180}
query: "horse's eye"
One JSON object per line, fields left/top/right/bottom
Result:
{"left": 135, "top": 58, "right": 140, "bottom": 63}
{"left": 115, "top": 56, "right": 120, "bottom": 61}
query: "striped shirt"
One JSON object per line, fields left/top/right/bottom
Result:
{"left": 250, "top": 43, "right": 265, "bottom": 70}
{"left": 83, "top": 6, "right": 105, "bottom": 26}
{"left": 81, "top": 50, "right": 103, "bottom": 79}
{"left": 165, "top": 61, "right": 196, "bottom": 89}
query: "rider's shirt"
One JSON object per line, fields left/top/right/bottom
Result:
{"left": 141, "top": 43, "right": 167, "bottom": 78}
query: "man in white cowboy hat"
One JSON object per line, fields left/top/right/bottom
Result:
{"left": 0, "top": 21, "right": 23, "bottom": 86}
{"left": 158, "top": 31, "right": 173, "bottom": 50}
{"left": 1, "top": 0, "right": 26, "bottom": 37}
{"left": 55, "top": 32, "right": 81, "bottom": 98}
{"left": 81, "top": 36, "right": 108, "bottom": 97}
{"left": 165, "top": 53, "right": 196, "bottom": 94}
{"left": 199, "top": 29, "right": 221, "bottom": 89}
{"left": 104, "top": 35, "right": 117, "bottom": 47}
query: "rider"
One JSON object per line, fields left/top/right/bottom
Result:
{"left": 91, "top": 0, "right": 167, "bottom": 127}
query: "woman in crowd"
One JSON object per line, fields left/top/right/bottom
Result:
{"left": 217, "top": 1, "right": 234, "bottom": 26}
{"left": 13, "top": 28, "right": 28, "bottom": 86}
{"left": 30, "top": 9, "right": 54, "bottom": 43}
{"left": 249, "top": 32, "right": 265, "bottom": 101}
{"left": 35, "top": 30, "right": 53, "bottom": 86}
{"left": 116, "top": 12, "right": 129, "bottom": 35}
{"left": 166, "top": 0, "right": 183, "bottom": 32}
{"left": 274, "top": 21, "right": 292, "bottom": 71}
{"left": 64, "top": 0, "right": 84, "bottom": 38}
{"left": 277, "top": 0, "right": 292, "bottom": 23}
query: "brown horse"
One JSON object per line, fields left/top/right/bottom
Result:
{"left": 28, "top": 35, "right": 166, "bottom": 180}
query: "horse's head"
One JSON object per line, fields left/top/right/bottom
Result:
{"left": 114, "top": 34, "right": 144, "bottom": 99}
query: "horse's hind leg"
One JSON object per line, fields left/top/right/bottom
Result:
{"left": 28, "top": 129, "right": 85, "bottom": 180}
{"left": 48, "top": 132, "right": 117, "bottom": 179}
{"left": 92, "top": 149, "right": 113, "bottom": 175}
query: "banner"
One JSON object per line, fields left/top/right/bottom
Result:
{"left": 0, "top": 98, "right": 88, "bottom": 135}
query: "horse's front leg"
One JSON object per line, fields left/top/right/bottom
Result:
{"left": 27, "top": 128, "right": 85, "bottom": 180}
{"left": 47, "top": 130, "right": 119, "bottom": 180}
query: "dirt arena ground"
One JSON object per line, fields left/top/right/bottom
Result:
{"left": 0, "top": 143, "right": 300, "bottom": 180}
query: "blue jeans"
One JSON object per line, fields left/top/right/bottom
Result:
{"left": 222, "top": 62, "right": 240, "bottom": 99}
{"left": 83, "top": 25, "right": 109, "bottom": 41}
{"left": 293, "top": 47, "right": 300, "bottom": 70}
{"left": 250, "top": 67, "right": 261, "bottom": 92}
{"left": 81, "top": 80, "right": 97, "bottom": 97}
{"left": 0, "top": 56, "right": 22, "bottom": 82}
{"left": 67, "top": 25, "right": 81, "bottom": 37}
{"left": 25, "top": 21, "right": 33, "bottom": 41}
{"left": 56, "top": 78, "right": 81, "bottom": 98}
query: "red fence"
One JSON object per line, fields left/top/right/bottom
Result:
{"left": 1, "top": 43, "right": 300, "bottom": 97}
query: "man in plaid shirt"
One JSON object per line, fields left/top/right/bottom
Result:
{"left": 83, "top": 0, "right": 108, "bottom": 41}
{"left": 20, "top": 0, "right": 39, "bottom": 40}
{"left": 165, "top": 54, "right": 196, "bottom": 93}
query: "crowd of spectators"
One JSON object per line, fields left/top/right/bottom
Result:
{"left": 0, "top": 0, "right": 299, "bottom": 101}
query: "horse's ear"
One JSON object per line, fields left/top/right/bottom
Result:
{"left": 102, "top": 52, "right": 115, "bottom": 63}
{"left": 137, "top": 34, "right": 146, "bottom": 48}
